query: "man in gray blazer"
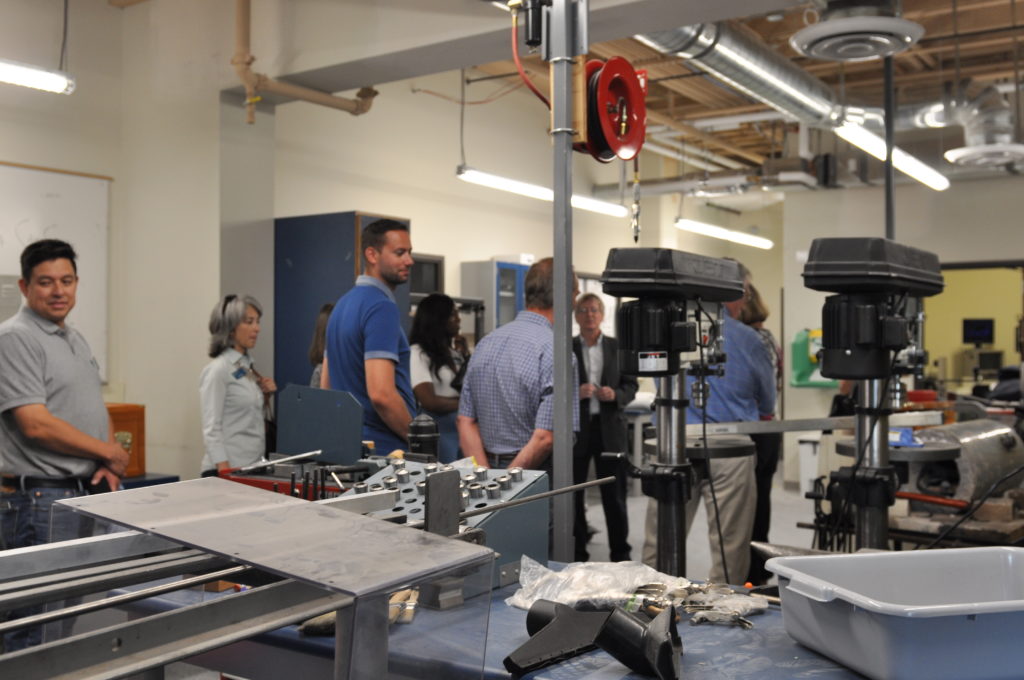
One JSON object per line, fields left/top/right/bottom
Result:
{"left": 572, "top": 293, "right": 638, "bottom": 561}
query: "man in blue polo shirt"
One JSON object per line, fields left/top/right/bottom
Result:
{"left": 322, "top": 219, "right": 415, "bottom": 453}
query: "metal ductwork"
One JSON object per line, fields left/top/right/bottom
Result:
{"left": 790, "top": 0, "right": 923, "bottom": 62}
{"left": 637, "top": 21, "right": 1024, "bottom": 174}
{"left": 944, "top": 80, "right": 1024, "bottom": 166}
{"left": 636, "top": 23, "right": 843, "bottom": 128}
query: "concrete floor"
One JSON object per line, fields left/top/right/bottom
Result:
{"left": 583, "top": 468, "right": 813, "bottom": 581}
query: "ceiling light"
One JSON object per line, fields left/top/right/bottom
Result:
{"left": 456, "top": 165, "right": 629, "bottom": 218}
{"left": 675, "top": 218, "right": 774, "bottom": 250}
{"left": 834, "top": 122, "right": 950, "bottom": 191}
{"left": 0, "top": 58, "right": 75, "bottom": 94}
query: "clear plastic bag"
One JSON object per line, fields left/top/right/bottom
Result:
{"left": 506, "top": 555, "right": 693, "bottom": 611}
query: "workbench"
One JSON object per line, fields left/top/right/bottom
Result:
{"left": 121, "top": 579, "right": 858, "bottom": 679}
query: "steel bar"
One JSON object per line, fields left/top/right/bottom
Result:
{"left": 0, "top": 548, "right": 203, "bottom": 596}
{"left": 235, "top": 449, "right": 321, "bottom": 473}
{"left": 883, "top": 56, "right": 895, "bottom": 240}
{"left": 0, "top": 579, "right": 353, "bottom": 680}
{"left": 0, "top": 565, "right": 251, "bottom": 635}
{"left": 548, "top": 0, "right": 583, "bottom": 564}
{"left": 856, "top": 378, "right": 890, "bottom": 550}
{"left": 0, "top": 552, "right": 231, "bottom": 613}
{"left": 683, "top": 410, "right": 943, "bottom": 436}
{"left": 655, "top": 375, "right": 688, "bottom": 577}
{"left": 0, "top": 531, "right": 177, "bottom": 584}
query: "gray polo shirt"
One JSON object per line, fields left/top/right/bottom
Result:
{"left": 0, "top": 307, "right": 109, "bottom": 478}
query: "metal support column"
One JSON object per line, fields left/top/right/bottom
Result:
{"left": 334, "top": 594, "right": 388, "bottom": 680}
{"left": 855, "top": 378, "right": 890, "bottom": 549}
{"left": 655, "top": 374, "right": 688, "bottom": 576}
{"left": 548, "top": 0, "right": 586, "bottom": 563}
{"left": 883, "top": 56, "right": 895, "bottom": 240}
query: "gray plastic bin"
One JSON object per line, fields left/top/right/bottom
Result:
{"left": 767, "top": 547, "right": 1024, "bottom": 680}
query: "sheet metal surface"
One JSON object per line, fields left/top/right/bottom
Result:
{"left": 57, "top": 478, "right": 493, "bottom": 597}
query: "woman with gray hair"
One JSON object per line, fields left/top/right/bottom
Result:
{"left": 199, "top": 294, "right": 276, "bottom": 476}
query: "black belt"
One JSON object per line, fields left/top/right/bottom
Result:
{"left": 2, "top": 475, "right": 89, "bottom": 491}
{"left": 485, "top": 452, "right": 518, "bottom": 466}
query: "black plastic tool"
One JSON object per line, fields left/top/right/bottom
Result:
{"left": 504, "top": 599, "right": 683, "bottom": 679}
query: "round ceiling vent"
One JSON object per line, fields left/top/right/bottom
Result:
{"left": 790, "top": 16, "right": 924, "bottom": 62}
{"left": 944, "top": 143, "right": 1024, "bottom": 167}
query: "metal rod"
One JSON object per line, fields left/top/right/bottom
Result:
{"left": 548, "top": 0, "right": 581, "bottom": 564}
{"left": 0, "top": 553, "right": 230, "bottom": 612}
{"left": 855, "top": 378, "right": 890, "bottom": 550}
{"left": 655, "top": 374, "right": 688, "bottom": 577}
{"left": 0, "top": 565, "right": 251, "bottom": 635}
{"left": 682, "top": 410, "right": 943, "bottom": 435}
{"left": 883, "top": 55, "right": 895, "bottom": 240}
{"left": 234, "top": 449, "right": 321, "bottom": 473}
{"left": 464, "top": 71, "right": 518, "bottom": 83}
{"left": 458, "top": 476, "right": 614, "bottom": 519}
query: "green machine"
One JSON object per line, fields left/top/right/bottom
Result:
{"left": 791, "top": 328, "right": 839, "bottom": 388}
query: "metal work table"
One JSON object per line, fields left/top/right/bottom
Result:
{"left": 119, "top": 579, "right": 858, "bottom": 679}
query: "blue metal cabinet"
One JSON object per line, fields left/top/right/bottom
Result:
{"left": 461, "top": 260, "right": 530, "bottom": 335}
{"left": 274, "top": 211, "right": 411, "bottom": 390}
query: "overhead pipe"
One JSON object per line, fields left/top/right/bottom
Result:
{"left": 636, "top": 23, "right": 844, "bottom": 128}
{"left": 639, "top": 22, "right": 1017, "bottom": 151}
{"left": 231, "top": 0, "right": 377, "bottom": 124}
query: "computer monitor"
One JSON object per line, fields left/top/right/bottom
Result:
{"left": 962, "top": 318, "right": 994, "bottom": 346}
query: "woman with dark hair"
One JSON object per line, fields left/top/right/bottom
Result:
{"left": 199, "top": 294, "right": 276, "bottom": 476}
{"left": 409, "top": 294, "right": 469, "bottom": 463}
{"left": 740, "top": 283, "right": 783, "bottom": 585}
{"left": 308, "top": 302, "right": 334, "bottom": 387}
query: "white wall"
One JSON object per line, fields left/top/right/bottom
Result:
{"left": 112, "top": 1, "right": 237, "bottom": 480}
{"left": 273, "top": 69, "right": 629, "bottom": 292}
{"left": 3, "top": 0, "right": 1018, "bottom": 488}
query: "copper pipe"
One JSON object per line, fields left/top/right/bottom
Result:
{"left": 895, "top": 491, "right": 970, "bottom": 510}
{"left": 231, "top": 0, "right": 377, "bottom": 124}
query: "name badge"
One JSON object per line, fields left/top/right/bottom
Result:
{"left": 232, "top": 367, "right": 247, "bottom": 379}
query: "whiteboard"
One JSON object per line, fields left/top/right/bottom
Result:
{"left": 0, "top": 164, "right": 109, "bottom": 379}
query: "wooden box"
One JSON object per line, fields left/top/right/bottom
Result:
{"left": 106, "top": 403, "right": 145, "bottom": 478}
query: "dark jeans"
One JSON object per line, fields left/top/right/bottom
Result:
{"left": 1, "top": 485, "right": 88, "bottom": 652}
{"left": 747, "top": 432, "right": 782, "bottom": 585}
{"left": 573, "top": 417, "right": 631, "bottom": 562}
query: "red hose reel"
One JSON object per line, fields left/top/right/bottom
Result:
{"left": 575, "top": 56, "right": 648, "bottom": 163}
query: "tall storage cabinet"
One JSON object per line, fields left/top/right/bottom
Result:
{"left": 461, "top": 260, "right": 531, "bottom": 335}
{"left": 274, "top": 211, "right": 411, "bottom": 390}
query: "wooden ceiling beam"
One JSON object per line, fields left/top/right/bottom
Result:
{"left": 905, "top": 0, "right": 1011, "bottom": 21}
{"left": 839, "top": 62, "right": 1020, "bottom": 90}
{"left": 646, "top": 110, "right": 765, "bottom": 164}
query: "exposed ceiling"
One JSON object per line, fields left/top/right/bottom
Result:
{"left": 474, "top": 0, "right": 1024, "bottom": 175}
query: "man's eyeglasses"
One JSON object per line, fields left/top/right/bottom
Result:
{"left": 576, "top": 307, "right": 602, "bottom": 315}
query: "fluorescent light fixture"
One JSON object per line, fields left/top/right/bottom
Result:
{"left": 675, "top": 218, "right": 774, "bottom": 250}
{"left": 456, "top": 165, "right": 629, "bottom": 218}
{"left": 0, "top": 58, "right": 75, "bottom": 94}
{"left": 834, "top": 122, "right": 949, "bottom": 191}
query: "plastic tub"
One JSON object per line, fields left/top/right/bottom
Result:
{"left": 766, "top": 547, "right": 1024, "bottom": 680}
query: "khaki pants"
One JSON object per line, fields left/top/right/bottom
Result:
{"left": 642, "top": 454, "right": 755, "bottom": 584}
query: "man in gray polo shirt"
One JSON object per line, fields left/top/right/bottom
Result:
{"left": 0, "top": 238, "right": 128, "bottom": 650}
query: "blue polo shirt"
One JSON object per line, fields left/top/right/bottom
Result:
{"left": 326, "top": 275, "right": 415, "bottom": 453}
{"left": 686, "top": 314, "right": 776, "bottom": 424}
